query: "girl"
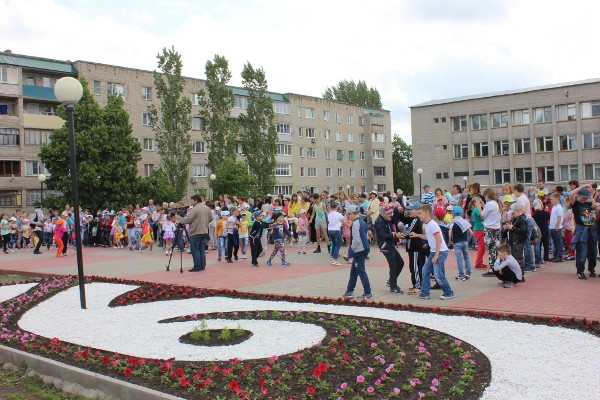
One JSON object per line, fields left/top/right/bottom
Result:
{"left": 266, "top": 212, "right": 294, "bottom": 266}
{"left": 1, "top": 214, "right": 10, "bottom": 254}
{"left": 239, "top": 213, "right": 249, "bottom": 259}
{"left": 162, "top": 213, "right": 176, "bottom": 255}
{"left": 297, "top": 210, "right": 308, "bottom": 254}
{"left": 140, "top": 217, "right": 153, "bottom": 253}
{"left": 112, "top": 214, "right": 123, "bottom": 249}
{"left": 342, "top": 211, "right": 352, "bottom": 262}
{"left": 479, "top": 188, "right": 503, "bottom": 276}
{"left": 563, "top": 201, "right": 575, "bottom": 260}
{"left": 53, "top": 219, "right": 67, "bottom": 257}
{"left": 21, "top": 219, "right": 31, "bottom": 251}
{"left": 287, "top": 212, "right": 298, "bottom": 243}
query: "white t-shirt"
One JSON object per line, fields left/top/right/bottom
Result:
{"left": 549, "top": 204, "right": 564, "bottom": 229}
{"left": 514, "top": 194, "right": 531, "bottom": 217}
{"left": 227, "top": 216, "right": 238, "bottom": 234}
{"left": 481, "top": 201, "right": 501, "bottom": 229}
{"left": 327, "top": 211, "right": 344, "bottom": 231}
{"left": 424, "top": 220, "right": 448, "bottom": 252}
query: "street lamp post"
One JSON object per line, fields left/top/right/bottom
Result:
{"left": 209, "top": 173, "right": 216, "bottom": 201}
{"left": 417, "top": 168, "right": 423, "bottom": 200}
{"left": 463, "top": 176, "right": 468, "bottom": 189}
{"left": 38, "top": 173, "right": 46, "bottom": 207}
{"left": 346, "top": 184, "right": 350, "bottom": 195}
{"left": 54, "top": 77, "right": 86, "bottom": 309}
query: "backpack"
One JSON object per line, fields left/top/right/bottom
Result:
{"left": 530, "top": 220, "right": 541, "bottom": 245}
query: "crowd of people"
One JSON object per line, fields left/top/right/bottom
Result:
{"left": 1, "top": 179, "right": 599, "bottom": 299}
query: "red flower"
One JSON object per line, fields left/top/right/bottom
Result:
{"left": 307, "top": 386, "right": 316, "bottom": 394}
{"left": 124, "top": 367, "right": 133, "bottom": 376}
{"left": 259, "top": 377, "right": 265, "bottom": 387}
{"left": 181, "top": 376, "right": 190, "bottom": 387}
{"left": 101, "top": 356, "right": 109, "bottom": 364}
{"left": 261, "top": 387, "right": 269, "bottom": 396}
{"left": 229, "top": 379, "right": 240, "bottom": 391}
{"left": 313, "top": 368, "right": 322, "bottom": 378}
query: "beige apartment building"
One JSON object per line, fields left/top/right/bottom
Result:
{"left": 410, "top": 79, "right": 600, "bottom": 195}
{"left": 1, "top": 52, "right": 392, "bottom": 212}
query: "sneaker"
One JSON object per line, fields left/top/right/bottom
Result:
{"left": 218, "top": 257, "right": 221, "bottom": 262}
{"left": 523, "top": 267, "right": 536, "bottom": 272}
{"left": 234, "top": 256, "right": 239, "bottom": 261}
{"left": 474, "top": 263, "right": 487, "bottom": 269}
{"left": 266, "top": 259, "right": 272, "bottom": 266}
{"left": 282, "top": 261, "right": 291, "bottom": 266}
{"left": 357, "top": 293, "right": 373, "bottom": 300}
{"left": 455, "top": 276, "right": 466, "bottom": 281}
{"left": 302, "top": 251, "right": 306, "bottom": 254}
{"left": 482, "top": 271, "right": 495, "bottom": 277}
{"left": 226, "top": 259, "right": 233, "bottom": 264}
{"left": 464, "top": 273, "right": 471, "bottom": 280}
{"left": 250, "top": 263, "right": 258, "bottom": 267}
{"left": 389, "top": 287, "right": 403, "bottom": 294}
{"left": 417, "top": 293, "right": 430, "bottom": 300}
{"left": 551, "top": 258, "right": 563, "bottom": 263}
{"left": 535, "top": 264, "right": 540, "bottom": 269}
{"left": 313, "top": 247, "right": 321, "bottom": 253}
{"left": 386, "top": 280, "right": 390, "bottom": 287}
{"left": 590, "top": 272, "right": 597, "bottom": 278}
{"left": 440, "top": 293, "right": 455, "bottom": 300}
{"left": 331, "top": 260, "right": 341, "bottom": 266}
{"left": 343, "top": 291, "right": 354, "bottom": 299}
{"left": 408, "top": 287, "right": 420, "bottom": 295}
{"left": 577, "top": 273, "right": 587, "bottom": 280}
{"left": 502, "top": 281, "right": 514, "bottom": 288}
{"left": 564, "top": 255, "right": 574, "bottom": 261}
{"left": 343, "top": 255, "right": 349, "bottom": 261}
{"left": 297, "top": 250, "right": 301, "bottom": 254}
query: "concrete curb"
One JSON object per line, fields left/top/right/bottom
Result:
{"left": 0, "top": 344, "right": 183, "bottom": 400}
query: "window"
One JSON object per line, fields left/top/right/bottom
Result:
{"left": 0, "top": 65, "right": 18, "bottom": 84}
{"left": 536, "top": 136, "right": 554, "bottom": 152}
{"left": 451, "top": 116, "right": 467, "bottom": 132}
{"left": 514, "top": 138, "right": 531, "bottom": 154}
{"left": 192, "top": 165, "right": 207, "bottom": 177}
{"left": 276, "top": 144, "right": 291, "bottom": 156}
{"left": 373, "top": 166, "right": 386, "bottom": 177}
{"left": 584, "top": 163, "right": 600, "bottom": 180}
{"left": 580, "top": 100, "right": 600, "bottom": 118}
{"left": 560, "top": 164, "right": 578, "bottom": 181}
{"left": 142, "top": 138, "right": 154, "bottom": 151}
{"left": 372, "top": 150, "right": 385, "bottom": 159}
{"left": 512, "top": 109, "right": 530, "bottom": 125}
{"left": 473, "top": 142, "right": 489, "bottom": 157}
{"left": 559, "top": 134, "right": 577, "bottom": 151}
{"left": 273, "top": 102, "right": 289, "bottom": 114}
{"left": 349, "top": 168, "right": 355, "bottom": 178}
{"left": 335, "top": 131, "right": 342, "bottom": 141}
{"left": 297, "top": 107, "right": 303, "bottom": 118}
{"left": 25, "top": 161, "right": 46, "bottom": 176}
{"left": 191, "top": 93, "right": 200, "bottom": 106}
{"left": 235, "top": 143, "right": 243, "bottom": 154}
{"left": 0, "top": 161, "right": 20, "bottom": 176}
{"left": 25, "top": 76, "right": 34, "bottom": 85}
{"left": 360, "top": 151, "right": 365, "bottom": 160}
{"left": 298, "top": 127, "right": 303, "bottom": 137}
{"left": 107, "top": 82, "right": 125, "bottom": 97}
{"left": 307, "top": 167, "right": 317, "bottom": 177}
{"left": 273, "top": 185, "right": 293, "bottom": 195}
{"left": 514, "top": 167, "right": 533, "bottom": 183}
{"left": 372, "top": 132, "right": 385, "bottom": 143}
{"left": 306, "top": 128, "right": 316, "bottom": 138}
{"left": 323, "top": 110, "right": 330, "bottom": 121}
{"left": 493, "top": 140, "right": 509, "bottom": 156}
{"left": 300, "top": 167, "right": 305, "bottom": 177}
{"left": 191, "top": 117, "right": 204, "bottom": 131}
{"left": 435, "top": 172, "right": 450, "bottom": 179}
{"left": 348, "top": 150, "right": 355, "bottom": 161}
{"left": 324, "top": 130, "right": 330, "bottom": 140}
{"left": 359, "top": 116, "right": 364, "bottom": 126}
{"left": 347, "top": 115, "right": 353, "bottom": 124}
{"left": 325, "top": 167, "right": 332, "bottom": 177}
{"left": 274, "top": 164, "right": 291, "bottom": 176}
{"left": 360, "top": 168, "right": 366, "bottom": 178}
{"left": 371, "top": 115, "right": 384, "bottom": 125}
{"left": 376, "top": 184, "right": 387, "bottom": 192}
{"left": 24, "top": 129, "right": 51, "bottom": 146}
{"left": 537, "top": 166, "right": 555, "bottom": 182}
{"left": 534, "top": 106, "right": 552, "bottom": 123}
{"left": 144, "top": 164, "right": 154, "bottom": 177}
{"left": 335, "top": 113, "right": 341, "bottom": 123}
{"left": 493, "top": 169, "right": 511, "bottom": 184}
{"left": 142, "top": 112, "right": 151, "bottom": 126}
{"left": 556, "top": 104, "right": 576, "bottom": 121}
{"left": 337, "top": 168, "right": 343, "bottom": 178}
{"left": 453, "top": 144, "right": 468, "bottom": 159}
{"left": 142, "top": 87, "right": 152, "bottom": 100}
{"left": 471, "top": 114, "right": 488, "bottom": 130}
{"left": 42, "top": 77, "right": 56, "bottom": 88}
{"left": 307, "top": 148, "right": 316, "bottom": 158}
{"left": 0, "top": 128, "right": 19, "bottom": 145}
{"left": 583, "top": 132, "right": 600, "bottom": 149}
{"left": 299, "top": 147, "right": 304, "bottom": 157}
{"left": 434, "top": 145, "right": 448, "bottom": 151}
{"left": 304, "top": 108, "right": 315, "bottom": 119}
{"left": 360, "top": 133, "right": 365, "bottom": 143}
{"left": 93, "top": 80, "right": 101, "bottom": 95}
{"left": 337, "top": 150, "right": 343, "bottom": 160}
{"left": 453, "top": 171, "right": 469, "bottom": 177}
{"left": 193, "top": 141, "right": 206, "bottom": 153}
{"left": 347, "top": 133, "right": 354, "bottom": 142}
{"left": 325, "top": 149, "right": 331, "bottom": 159}
{"left": 276, "top": 123, "right": 290, "bottom": 134}
{"left": 491, "top": 112, "right": 508, "bottom": 128}
{"left": 234, "top": 96, "right": 249, "bottom": 109}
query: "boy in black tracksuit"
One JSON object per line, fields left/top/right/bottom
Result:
{"left": 398, "top": 202, "right": 426, "bottom": 295}
{"left": 249, "top": 212, "right": 271, "bottom": 267}
{"left": 375, "top": 205, "right": 405, "bottom": 293}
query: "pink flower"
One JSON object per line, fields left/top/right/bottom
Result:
{"left": 418, "top": 347, "right": 426, "bottom": 353}
{"left": 387, "top": 338, "right": 393, "bottom": 343}
{"left": 367, "top": 387, "right": 374, "bottom": 393}
{"left": 393, "top": 387, "right": 401, "bottom": 394}
{"left": 432, "top": 379, "right": 439, "bottom": 386}
{"left": 341, "top": 382, "right": 347, "bottom": 389}
{"left": 357, "top": 375, "right": 365, "bottom": 383}
{"left": 425, "top": 362, "right": 431, "bottom": 368}
{"left": 454, "top": 339, "right": 462, "bottom": 346}
{"left": 371, "top": 342, "right": 377, "bottom": 347}
{"left": 418, "top": 392, "right": 425, "bottom": 398}
{"left": 430, "top": 386, "right": 438, "bottom": 392}
{"left": 368, "top": 367, "right": 374, "bottom": 373}
{"left": 374, "top": 379, "right": 381, "bottom": 386}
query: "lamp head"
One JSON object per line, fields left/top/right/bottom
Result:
{"left": 54, "top": 77, "right": 83, "bottom": 104}
{"left": 38, "top": 173, "right": 47, "bottom": 183}
{"left": 417, "top": 168, "right": 423, "bottom": 174}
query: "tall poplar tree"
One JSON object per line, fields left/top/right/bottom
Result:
{"left": 238, "top": 62, "right": 277, "bottom": 195}
{"left": 147, "top": 46, "right": 192, "bottom": 201}
{"left": 323, "top": 79, "right": 383, "bottom": 109}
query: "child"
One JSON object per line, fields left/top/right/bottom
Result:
{"left": 449, "top": 206, "right": 473, "bottom": 281}
{"left": 410, "top": 204, "right": 454, "bottom": 300}
{"left": 266, "top": 212, "right": 294, "bottom": 267}
{"left": 112, "top": 214, "right": 124, "bottom": 249}
{"left": 563, "top": 202, "right": 575, "bottom": 261}
{"left": 43, "top": 217, "right": 54, "bottom": 250}
{"left": 342, "top": 205, "right": 373, "bottom": 300}
{"left": 249, "top": 211, "right": 271, "bottom": 267}
{"left": 532, "top": 201, "right": 550, "bottom": 267}
{"left": 140, "top": 217, "right": 153, "bottom": 253}
{"left": 548, "top": 193, "right": 563, "bottom": 262}
{"left": 399, "top": 202, "right": 426, "bottom": 295}
{"left": 503, "top": 202, "right": 528, "bottom": 278}
{"left": 162, "top": 213, "right": 176, "bottom": 256}
{"left": 215, "top": 210, "right": 229, "bottom": 261}
{"left": 327, "top": 202, "right": 344, "bottom": 266}
{"left": 1, "top": 213, "right": 9, "bottom": 254}
{"left": 239, "top": 213, "right": 249, "bottom": 259}
{"left": 297, "top": 209, "right": 309, "bottom": 254}
{"left": 287, "top": 212, "right": 298, "bottom": 243}
{"left": 492, "top": 243, "right": 523, "bottom": 288}
{"left": 21, "top": 219, "right": 31, "bottom": 251}
{"left": 53, "top": 219, "right": 67, "bottom": 257}
{"left": 225, "top": 209, "right": 240, "bottom": 263}
{"left": 341, "top": 212, "right": 352, "bottom": 261}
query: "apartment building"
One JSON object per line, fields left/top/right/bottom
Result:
{"left": 0, "top": 52, "right": 392, "bottom": 212}
{"left": 410, "top": 79, "right": 600, "bottom": 195}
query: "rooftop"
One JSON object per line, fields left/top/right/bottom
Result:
{"left": 0, "top": 52, "right": 78, "bottom": 74}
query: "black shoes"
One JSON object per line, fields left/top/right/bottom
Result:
{"left": 226, "top": 259, "right": 233, "bottom": 263}
{"left": 482, "top": 271, "right": 495, "bottom": 277}
{"left": 577, "top": 273, "right": 587, "bottom": 280}
{"left": 313, "top": 247, "right": 321, "bottom": 253}
{"left": 188, "top": 268, "right": 204, "bottom": 272}
{"left": 550, "top": 258, "right": 563, "bottom": 263}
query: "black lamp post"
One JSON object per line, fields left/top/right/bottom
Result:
{"left": 346, "top": 184, "right": 350, "bottom": 195}
{"left": 38, "top": 173, "right": 46, "bottom": 207}
{"left": 417, "top": 168, "right": 423, "bottom": 200}
{"left": 54, "top": 77, "right": 86, "bottom": 309}
{"left": 463, "top": 176, "right": 468, "bottom": 189}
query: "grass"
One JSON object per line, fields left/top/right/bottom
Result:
{"left": 0, "top": 275, "right": 31, "bottom": 280}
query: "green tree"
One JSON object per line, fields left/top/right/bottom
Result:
{"left": 392, "top": 136, "right": 414, "bottom": 195}
{"left": 198, "top": 55, "right": 237, "bottom": 173}
{"left": 238, "top": 62, "right": 278, "bottom": 195}
{"left": 147, "top": 46, "right": 193, "bottom": 202}
{"left": 323, "top": 79, "right": 383, "bottom": 109}
{"left": 135, "top": 168, "right": 178, "bottom": 206}
{"left": 39, "top": 78, "right": 141, "bottom": 212}
{"left": 211, "top": 158, "right": 257, "bottom": 198}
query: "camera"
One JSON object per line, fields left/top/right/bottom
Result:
{"left": 177, "top": 222, "right": 186, "bottom": 229}
{"left": 170, "top": 206, "right": 188, "bottom": 217}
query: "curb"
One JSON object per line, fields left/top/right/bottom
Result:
{"left": 0, "top": 344, "right": 183, "bottom": 400}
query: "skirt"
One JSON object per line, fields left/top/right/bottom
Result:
{"left": 163, "top": 231, "right": 175, "bottom": 239}
{"left": 141, "top": 231, "right": 153, "bottom": 243}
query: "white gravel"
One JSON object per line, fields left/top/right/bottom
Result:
{"left": 0, "top": 283, "right": 38, "bottom": 303}
{"left": 6, "top": 282, "right": 600, "bottom": 400}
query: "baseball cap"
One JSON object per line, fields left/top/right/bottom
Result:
{"left": 380, "top": 204, "right": 394, "bottom": 215}
{"left": 452, "top": 206, "right": 463, "bottom": 215}
{"left": 502, "top": 195, "right": 516, "bottom": 203}
{"left": 578, "top": 188, "right": 591, "bottom": 198}
{"left": 423, "top": 184, "right": 430, "bottom": 189}
{"left": 9, "top": 217, "right": 16, "bottom": 221}
{"left": 537, "top": 191, "right": 546, "bottom": 197}
{"left": 346, "top": 205, "right": 360, "bottom": 214}
{"left": 370, "top": 190, "right": 378, "bottom": 195}
{"left": 221, "top": 210, "right": 230, "bottom": 216}
{"left": 433, "top": 207, "right": 445, "bottom": 219}
{"left": 215, "top": 206, "right": 221, "bottom": 211}
{"left": 437, "top": 195, "right": 444, "bottom": 201}
{"left": 253, "top": 211, "right": 262, "bottom": 219}
{"left": 405, "top": 201, "right": 422, "bottom": 210}
{"left": 446, "top": 205, "right": 453, "bottom": 211}
{"left": 299, "top": 209, "right": 306, "bottom": 214}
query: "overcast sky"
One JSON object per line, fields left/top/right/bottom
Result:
{"left": 3, "top": 0, "right": 600, "bottom": 144}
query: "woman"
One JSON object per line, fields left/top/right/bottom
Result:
{"left": 435, "top": 188, "right": 448, "bottom": 206}
{"left": 470, "top": 196, "right": 486, "bottom": 268}
{"left": 288, "top": 194, "right": 302, "bottom": 217}
{"left": 479, "top": 188, "right": 503, "bottom": 276}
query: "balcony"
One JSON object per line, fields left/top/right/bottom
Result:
{"left": 22, "top": 84, "right": 57, "bottom": 101}
{"left": 23, "top": 113, "right": 64, "bottom": 130}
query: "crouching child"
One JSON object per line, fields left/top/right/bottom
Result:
{"left": 492, "top": 243, "right": 523, "bottom": 288}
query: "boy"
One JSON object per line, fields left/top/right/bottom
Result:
{"left": 248, "top": 211, "right": 271, "bottom": 267}
{"left": 492, "top": 243, "right": 523, "bottom": 288}
{"left": 342, "top": 205, "right": 373, "bottom": 300}
{"left": 215, "top": 210, "right": 229, "bottom": 261}
{"left": 239, "top": 213, "right": 249, "bottom": 259}
{"left": 266, "top": 212, "right": 294, "bottom": 267}
{"left": 399, "top": 201, "right": 426, "bottom": 295}
{"left": 449, "top": 206, "right": 472, "bottom": 281}
{"left": 568, "top": 185, "right": 600, "bottom": 279}
{"left": 225, "top": 208, "right": 240, "bottom": 263}
{"left": 410, "top": 204, "right": 454, "bottom": 300}
{"left": 374, "top": 204, "right": 404, "bottom": 294}
{"left": 503, "top": 202, "right": 529, "bottom": 279}
{"left": 549, "top": 193, "right": 563, "bottom": 262}
{"left": 327, "top": 202, "right": 344, "bottom": 265}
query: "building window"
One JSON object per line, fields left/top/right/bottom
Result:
{"left": 514, "top": 138, "right": 531, "bottom": 154}
{"left": 373, "top": 166, "right": 386, "bottom": 177}
{"left": 360, "top": 168, "right": 366, "bottom": 178}
{"left": 42, "top": 77, "right": 56, "bottom": 88}
{"left": 514, "top": 167, "right": 533, "bottom": 183}
{"left": 347, "top": 115, "right": 353, "bottom": 124}
{"left": 276, "top": 123, "right": 290, "bottom": 134}
{"left": 307, "top": 148, "right": 316, "bottom": 158}
{"left": 360, "top": 133, "right": 365, "bottom": 143}
{"left": 474, "top": 170, "right": 490, "bottom": 176}
{"left": 144, "top": 164, "right": 154, "bottom": 177}
{"left": 337, "top": 150, "right": 343, "bottom": 161}
{"left": 491, "top": 112, "right": 508, "bottom": 128}
{"left": 274, "top": 164, "right": 291, "bottom": 176}
{"left": 324, "top": 130, "right": 330, "bottom": 140}
{"left": 360, "top": 151, "right": 365, "bottom": 160}
{"left": 191, "top": 93, "right": 200, "bottom": 106}
{"left": 276, "top": 144, "right": 291, "bottom": 156}
{"left": 453, "top": 144, "right": 468, "bottom": 159}
{"left": 0, "top": 65, "right": 18, "bottom": 84}
{"left": 536, "top": 136, "right": 554, "bottom": 152}
{"left": 142, "top": 138, "right": 154, "bottom": 151}
{"left": 193, "top": 165, "right": 207, "bottom": 177}
{"left": 371, "top": 132, "right": 385, "bottom": 143}
{"left": 299, "top": 167, "right": 305, "bottom": 177}
{"left": 335, "top": 113, "right": 341, "bottom": 123}
{"left": 347, "top": 133, "right": 354, "bottom": 142}
{"left": 434, "top": 118, "right": 439, "bottom": 123}
{"left": 512, "top": 109, "right": 530, "bottom": 126}
{"left": 142, "top": 112, "right": 151, "bottom": 126}
{"left": 235, "top": 143, "right": 243, "bottom": 154}
{"left": 299, "top": 147, "right": 304, "bottom": 157}
{"left": 537, "top": 166, "right": 555, "bottom": 182}
{"left": 349, "top": 168, "right": 355, "bottom": 178}
{"left": 192, "top": 117, "right": 204, "bottom": 131}
{"left": 0, "top": 128, "right": 19, "bottom": 145}
{"left": 434, "top": 145, "right": 448, "bottom": 151}
{"left": 304, "top": 108, "right": 315, "bottom": 119}
{"left": 107, "top": 82, "right": 125, "bottom": 97}
{"left": 273, "top": 185, "right": 293, "bottom": 195}
{"left": 93, "top": 80, "right": 101, "bottom": 95}
{"left": 193, "top": 141, "right": 206, "bottom": 153}
{"left": 371, "top": 115, "right": 384, "bottom": 125}
{"left": 582, "top": 132, "right": 600, "bottom": 149}
{"left": 451, "top": 116, "right": 467, "bottom": 132}
{"left": 325, "top": 167, "right": 332, "bottom": 177}
{"left": 306, "top": 128, "right": 316, "bottom": 138}
{"left": 473, "top": 142, "right": 489, "bottom": 157}
{"left": 584, "top": 163, "right": 600, "bottom": 180}
{"left": 323, "top": 110, "right": 330, "bottom": 121}
{"left": 560, "top": 165, "right": 578, "bottom": 181}
{"left": 494, "top": 169, "right": 511, "bottom": 184}
{"left": 372, "top": 150, "right": 385, "bottom": 159}
{"left": 325, "top": 149, "right": 331, "bottom": 159}
{"left": 337, "top": 168, "right": 343, "bottom": 178}
{"left": 348, "top": 150, "right": 355, "bottom": 161}
{"left": 273, "top": 102, "right": 289, "bottom": 114}
{"left": 359, "top": 116, "right": 364, "bottom": 126}
{"left": 297, "top": 107, "right": 303, "bottom": 118}
{"left": 0, "top": 160, "right": 20, "bottom": 176}
{"left": 142, "top": 87, "right": 152, "bottom": 100}
{"left": 298, "top": 127, "right": 303, "bottom": 137}
{"left": 493, "top": 140, "right": 509, "bottom": 156}
{"left": 25, "top": 160, "right": 46, "bottom": 176}
{"left": 559, "top": 134, "right": 577, "bottom": 151}
{"left": 534, "top": 106, "right": 552, "bottom": 123}
{"left": 307, "top": 167, "right": 317, "bottom": 177}
{"left": 471, "top": 114, "right": 488, "bottom": 130}
{"left": 24, "top": 129, "right": 51, "bottom": 146}
{"left": 234, "top": 96, "right": 249, "bottom": 109}
{"left": 556, "top": 103, "right": 576, "bottom": 121}
{"left": 336, "top": 131, "right": 342, "bottom": 142}
{"left": 580, "top": 100, "right": 600, "bottom": 118}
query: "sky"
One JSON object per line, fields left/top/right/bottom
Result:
{"left": 3, "top": 0, "right": 600, "bottom": 144}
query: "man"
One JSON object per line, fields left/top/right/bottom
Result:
{"left": 537, "top": 180, "right": 550, "bottom": 195}
{"left": 147, "top": 199, "right": 156, "bottom": 214}
{"left": 420, "top": 185, "right": 435, "bottom": 206}
{"left": 30, "top": 204, "right": 45, "bottom": 254}
{"left": 180, "top": 194, "right": 213, "bottom": 272}
{"left": 568, "top": 185, "right": 600, "bottom": 279}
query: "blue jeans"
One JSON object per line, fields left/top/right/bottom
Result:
{"left": 189, "top": 233, "right": 208, "bottom": 270}
{"left": 453, "top": 241, "right": 471, "bottom": 277}
{"left": 420, "top": 251, "right": 453, "bottom": 297}
{"left": 218, "top": 236, "right": 228, "bottom": 258}
{"left": 550, "top": 229, "right": 563, "bottom": 260}
{"left": 346, "top": 255, "right": 371, "bottom": 295}
{"left": 329, "top": 230, "right": 342, "bottom": 259}
{"left": 524, "top": 218, "right": 534, "bottom": 268}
